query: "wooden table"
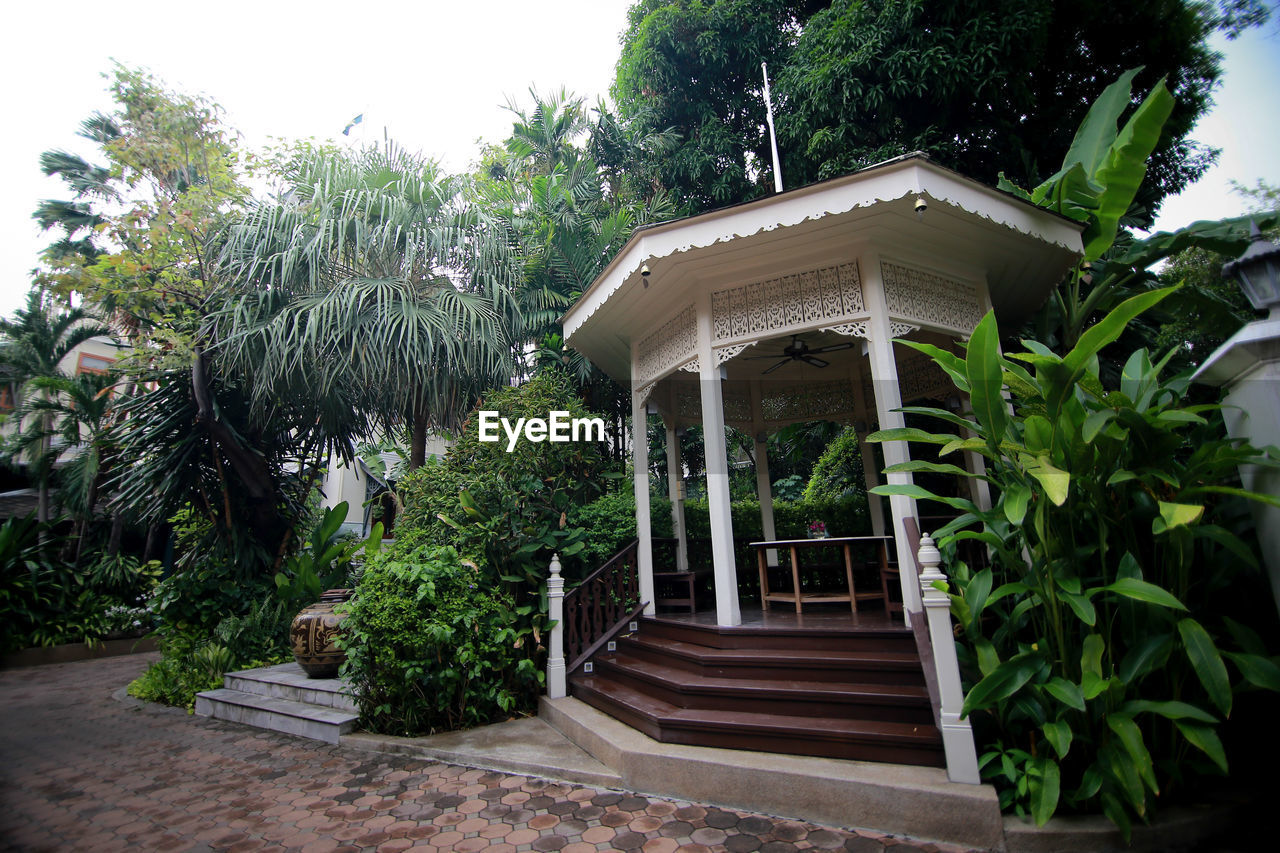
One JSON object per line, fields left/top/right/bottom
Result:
{"left": 748, "top": 536, "right": 894, "bottom": 614}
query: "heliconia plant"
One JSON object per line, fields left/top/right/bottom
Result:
{"left": 869, "top": 289, "right": 1280, "bottom": 834}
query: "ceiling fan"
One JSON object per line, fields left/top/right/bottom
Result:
{"left": 744, "top": 334, "right": 856, "bottom": 374}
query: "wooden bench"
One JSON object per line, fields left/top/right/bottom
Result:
{"left": 652, "top": 568, "right": 713, "bottom": 613}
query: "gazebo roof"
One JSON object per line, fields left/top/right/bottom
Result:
{"left": 562, "top": 154, "right": 1082, "bottom": 385}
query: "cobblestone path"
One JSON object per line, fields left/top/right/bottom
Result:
{"left": 0, "top": 654, "right": 972, "bottom": 852}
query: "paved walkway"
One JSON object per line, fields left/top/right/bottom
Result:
{"left": 0, "top": 654, "right": 967, "bottom": 853}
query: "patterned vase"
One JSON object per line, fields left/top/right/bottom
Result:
{"left": 290, "top": 588, "right": 353, "bottom": 678}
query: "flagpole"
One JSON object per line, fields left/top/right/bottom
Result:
{"left": 761, "top": 62, "right": 783, "bottom": 194}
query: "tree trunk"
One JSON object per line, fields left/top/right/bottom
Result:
{"left": 143, "top": 522, "right": 160, "bottom": 563}
{"left": 107, "top": 513, "right": 124, "bottom": 557}
{"left": 410, "top": 411, "right": 427, "bottom": 469}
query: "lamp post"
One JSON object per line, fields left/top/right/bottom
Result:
{"left": 1195, "top": 221, "right": 1280, "bottom": 616}
{"left": 1223, "top": 222, "right": 1280, "bottom": 318}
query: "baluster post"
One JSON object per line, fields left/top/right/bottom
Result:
{"left": 547, "top": 553, "right": 566, "bottom": 699}
{"left": 918, "top": 534, "right": 981, "bottom": 784}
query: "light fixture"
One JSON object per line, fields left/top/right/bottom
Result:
{"left": 1223, "top": 221, "right": 1280, "bottom": 318}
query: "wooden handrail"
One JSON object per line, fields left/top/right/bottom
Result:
{"left": 563, "top": 539, "right": 642, "bottom": 674}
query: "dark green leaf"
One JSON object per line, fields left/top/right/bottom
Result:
{"left": 1093, "top": 578, "right": 1186, "bottom": 610}
{"left": 1044, "top": 677, "right": 1086, "bottom": 712}
{"left": 1041, "top": 721, "right": 1072, "bottom": 760}
{"left": 967, "top": 311, "right": 1010, "bottom": 445}
{"left": 962, "top": 653, "right": 1042, "bottom": 717}
{"left": 1029, "top": 757, "right": 1061, "bottom": 826}
{"left": 1175, "top": 721, "right": 1229, "bottom": 773}
{"left": 1178, "top": 618, "right": 1233, "bottom": 717}
{"left": 1224, "top": 652, "right": 1280, "bottom": 693}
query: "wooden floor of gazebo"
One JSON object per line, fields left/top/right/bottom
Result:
{"left": 651, "top": 605, "right": 903, "bottom": 632}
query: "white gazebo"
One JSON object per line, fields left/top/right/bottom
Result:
{"left": 562, "top": 153, "right": 1083, "bottom": 629}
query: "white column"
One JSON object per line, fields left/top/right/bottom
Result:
{"left": 546, "top": 553, "right": 566, "bottom": 698}
{"left": 918, "top": 534, "right": 981, "bottom": 783}
{"left": 632, "top": 385, "right": 656, "bottom": 616}
{"left": 664, "top": 419, "right": 689, "bottom": 572}
{"left": 961, "top": 407, "right": 994, "bottom": 513}
{"left": 749, "top": 381, "right": 778, "bottom": 565}
{"left": 697, "top": 296, "right": 741, "bottom": 627}
{"left": 850, "top": 356, "right": 886, "bottom": 536}
{"left": 862, "top": 252, "right": 923, "bottom": 621}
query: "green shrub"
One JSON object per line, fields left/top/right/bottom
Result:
{"left": 339, "top": 544, "right": 542, "bottom": 735}
{"left": 394, "top": 369, "right": 616, "bottom": 632}
{"left": 0, "top": 516, "right": 153, "bottom": 651}
{"left": 804, "top": 426, "right": 867, "bottom": 503}
{"left": 871, "top": 295, "right": 1280, "bottom": 832}
{"left": 129, "top": 600, "right": 293, "bottom": 710}
{"left": 567, "top": 490, "right": 672, "bottom": 572}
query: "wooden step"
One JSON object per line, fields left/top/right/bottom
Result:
{"left": 639, "top": 615, "right": 915, "bottom": 653}
{"left": 618, "top": 634, "right": 926, "bottom": 686}
{"left": 570, "top": 675, "right": 944, "bottom": 767}
{"left": 594, "top": 653, "right": 933, "bottom": 723}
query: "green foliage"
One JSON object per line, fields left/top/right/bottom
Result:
{"left": 0, "top": 516, "right": 156, "bottom": 652}
{"left": 1000, "top": 69, "right": 1279, "bottom": 355}
{"left": 870, "top": 296, "right": 1280, "bottom": 831}
{"left": 614, "top": 0, "right": 1264, "bottom": 216}
{"left": 273, "top": 501, "right": 382, "bottom": 613}
{"left": 131, "top": 594, "right": 294, "bottom": 710}
{"left": 568, "top": 488, "right": 869, "bottom": 573}
{"left": 771, "top": 474, "right": 807, "bottom": 502}
{"left": 803, "top": 426, "right": 867, "bottom": 503}
{"left": 216, "top": 143, "right": 519, "bottom": 458}
{"left": 338, "top": 544, "right": 543, "bottom": 735}
{"left": 395, "top": 370, "right": 614, "bottom": 592}
{"left": 567, "top": 490, "right": 673, "bottom": 571}
{"left": 613, "top": 0, "right": 806, "bottom": 211}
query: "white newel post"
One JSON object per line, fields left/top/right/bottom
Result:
{"left": 917, "top": 534, "right": 980, "bottom": 784}
{"left": 547, "top": 552, "right": 566, "bottom": 699}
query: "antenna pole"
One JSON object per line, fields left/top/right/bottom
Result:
{"left": 761, "top": 62, "right": 783, "bottom": 194}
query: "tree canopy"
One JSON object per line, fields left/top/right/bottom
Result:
{"left": 612, "top": 0, "right": 1268, "bottom": 219}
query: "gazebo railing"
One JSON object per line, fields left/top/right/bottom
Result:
{"left": 560, "top": 540, "right": 644, "bottom": 676}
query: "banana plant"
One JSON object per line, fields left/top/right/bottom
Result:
{"left": 999, "top": 68, "right": 1279, "bottom": 352}
{"left": 869, "top": 291, "right": 1280, "bottom": 833}
{"left": 274, "top": 501, "right": 382, "bottom": 611}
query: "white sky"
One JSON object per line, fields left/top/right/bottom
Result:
{"left": 1, "top": 2, "right": 1277, "bottom": 319}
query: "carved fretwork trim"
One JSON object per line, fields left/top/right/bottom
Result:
{"left": 881, "top": 261, "right": 982, "bottom": 335}
{"left": 823, "top": 322, "right": 870, "bottom": 339}
{"left": 635, "top": 305, "right": 697, "bottom": 384}
{"left": 890, "top": 322, "right": 919, "bottom": 338}
{"left": 714, "top": 342, "right": 756, "bottom": 366}
{"left": 711, "top": 262, "right": 864, "bottom": 343}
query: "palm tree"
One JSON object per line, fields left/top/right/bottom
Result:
{"left": 0, "top": 290, "right": 111, "bottom": 522}
{"left": 33, "top": 113, "right": 122, "bottom": 269}
{"left": 11, "top": 371, "right": 119, "bottom": 559}
{"left": 215, "top": 143, "right": 520, "bottom": 468}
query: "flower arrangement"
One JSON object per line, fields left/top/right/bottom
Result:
{"left": 807, "top": 521, "right": 827, "bottom": 539}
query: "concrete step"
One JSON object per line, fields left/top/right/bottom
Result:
{"left": 195, "top": 687, "right": 358, "bottom": 744}
{"left": 224, "top": 662, "right": 358, "bottom": 713}
{"left": 540, "top": 694, "right": 1003, "bottom": 851}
